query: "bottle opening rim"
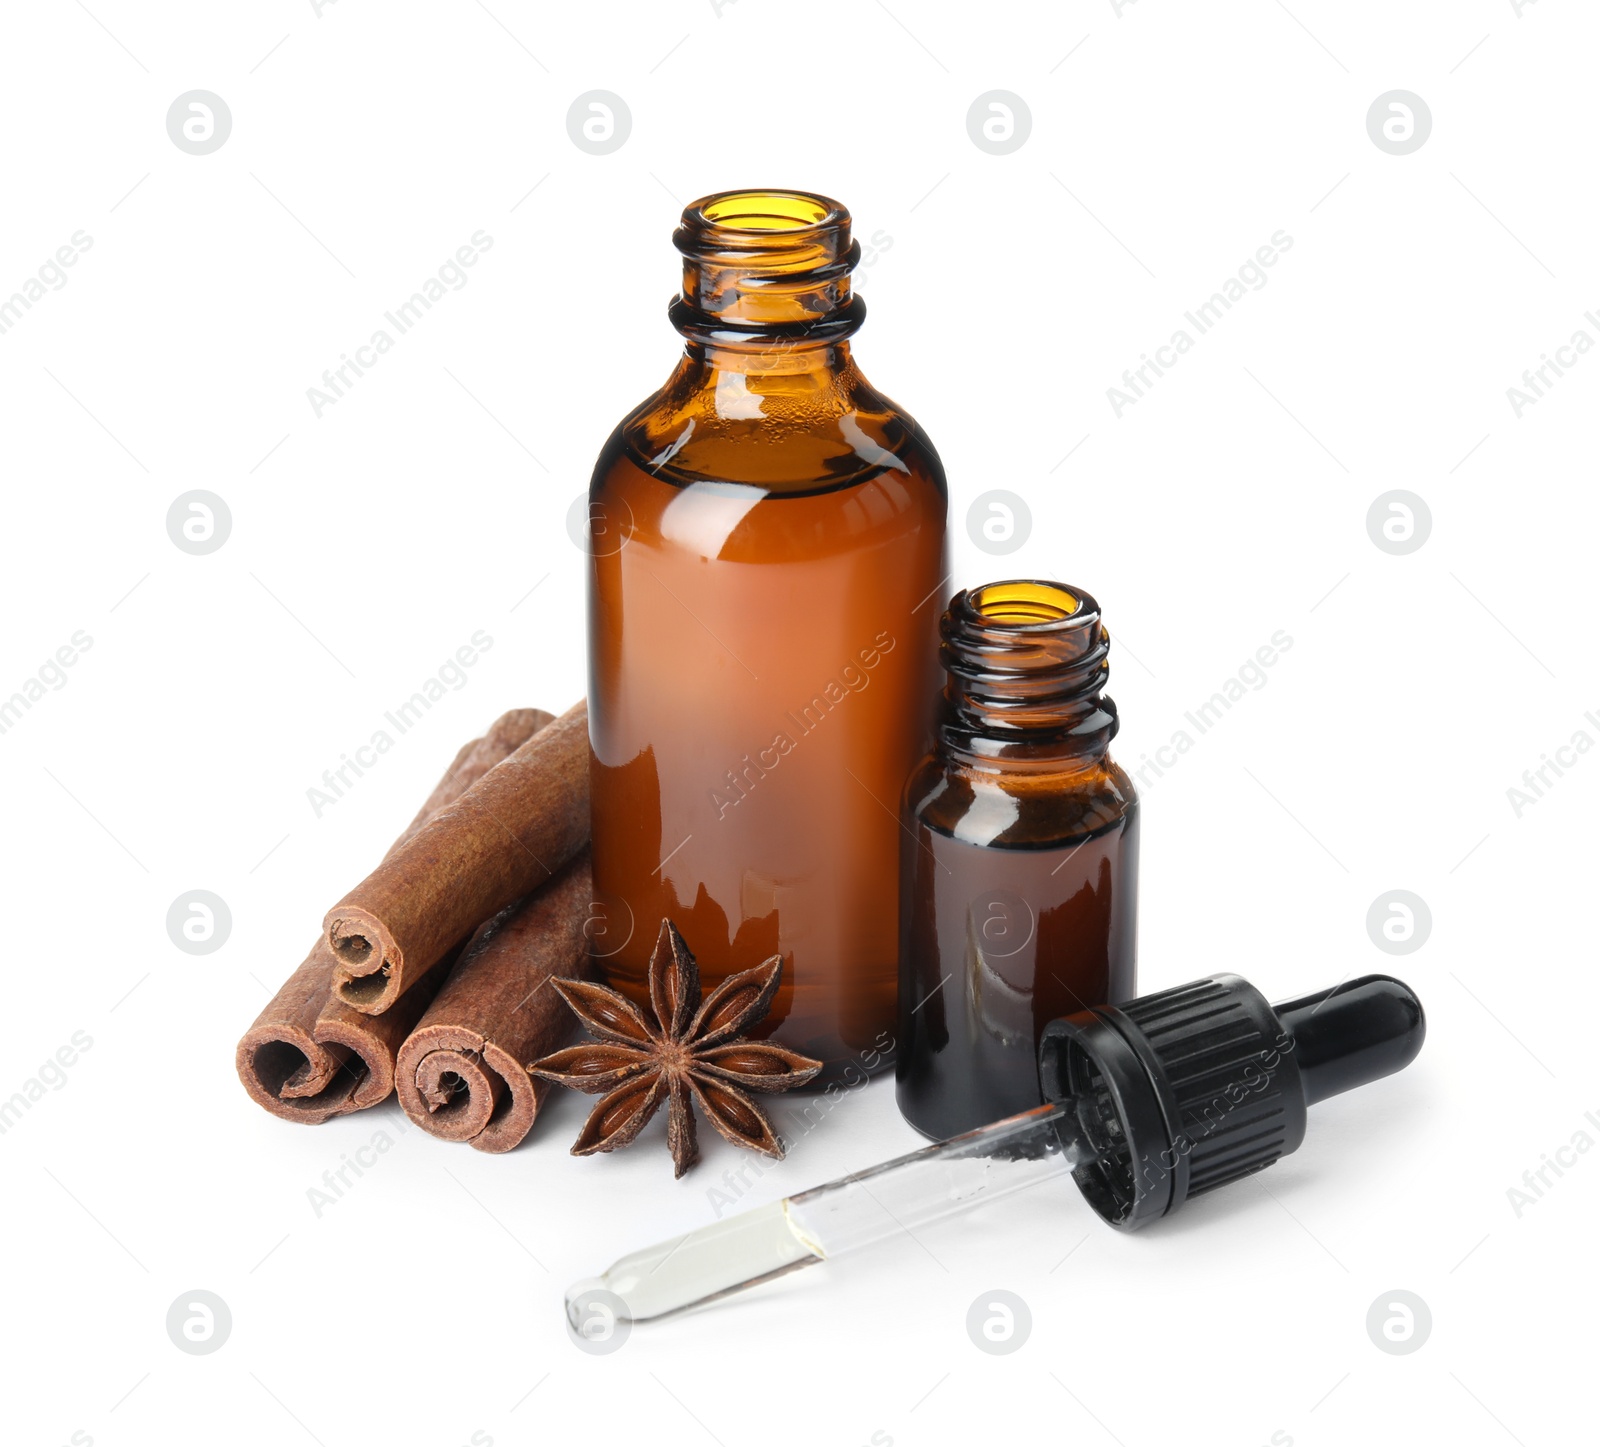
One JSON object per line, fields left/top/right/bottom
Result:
{"left": 970, "top": 581, "right": 1084, "bottom": 628}
{"left": 691, "top": 190, "right": 847, "bottom": 237}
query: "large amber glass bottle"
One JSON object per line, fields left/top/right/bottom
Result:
{"left": 587, "top": 191, "right": 948, "bottom": 1085}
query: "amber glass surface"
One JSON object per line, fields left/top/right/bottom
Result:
{"left": 587, "top": 191, "right": 948, "bottom": 1084}
{"left": 897, "top": 583, "right": 1139, "bottom": 1138}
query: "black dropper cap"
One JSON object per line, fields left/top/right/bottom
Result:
{"left": 1037, "top": 973, "right": 1425, "bottom": 1231}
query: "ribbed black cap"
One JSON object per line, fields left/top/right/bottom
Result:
{"left": 1038, "top": 973, "right": 1424, "bottom": 1230}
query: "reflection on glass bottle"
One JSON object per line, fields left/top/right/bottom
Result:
{"left": 587, "top": 191, "right": 948, "bottom": 1085}
{"left": 898, "top": 583, "right": 1139, "bottom": 1138}
{"left": 966, "top": 887, "right": 1035, "bottom": 1050}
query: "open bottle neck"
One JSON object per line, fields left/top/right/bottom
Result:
{"left": 621, "top": 188, "right": 935, "bottom": 494}
{"left": 938, "top": 582, "right": 1121, "bottom": 767}
{"left": 669, "top": 189, "right": 866, "bottom": 356}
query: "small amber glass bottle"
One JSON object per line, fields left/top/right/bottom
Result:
{"left": 587, "top": 191, "right": 948, "bottom": 1085}
{"left": 896, "top": 581, "right": 1139, "bottom": 1138}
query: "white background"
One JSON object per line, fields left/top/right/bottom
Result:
{"left": 2, "top": 2, "right": 1595, "bottom": 1444}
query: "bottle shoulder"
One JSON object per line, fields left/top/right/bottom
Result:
{"left": 594, "top": 351, "right": 946, "bottom": 500}
{"left": 905, "top": 753, "right": 1139, "bottom": 850}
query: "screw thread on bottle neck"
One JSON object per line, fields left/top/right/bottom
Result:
{"left": 669, "top": 189, "right": 866, "bottom": 352}
{"left": 939, "top": 581, "right": 1119, "bottom": 763}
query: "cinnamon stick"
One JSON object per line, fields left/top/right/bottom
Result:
{"left": 395, "top": 849, "right": 593, "bottom": 1152}
{"left": 236, "top": 709, "right": 552, "bottom": 1122}
{"left": 324, "top": 699, "right": 589, "bottom": 1015}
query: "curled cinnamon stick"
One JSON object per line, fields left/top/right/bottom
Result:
{"left": 396, "top": 849, "right": 593, "bottom": 1152}
{"left": 324, "top": 699, "right": 589, "bottom": 1015}
{"left": 236, "top": 709, "right": 552, "bottom": 1122}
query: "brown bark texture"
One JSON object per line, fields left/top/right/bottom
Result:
{"left": 324, "top": 700, "right": 589, "bottom": 1015}
{"left": 395, "top": 848, "right": 594, "bottom": 1152}
{"left": 235, "top": 708, "right": 552, "bottom": 1122}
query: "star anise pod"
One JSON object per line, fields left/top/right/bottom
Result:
{"left": 529, "top": 919, "right": 821, "bottom": 1177}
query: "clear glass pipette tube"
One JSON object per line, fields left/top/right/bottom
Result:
{"left": 564, "top": 1103, "right": 1076, "bottom": 1326}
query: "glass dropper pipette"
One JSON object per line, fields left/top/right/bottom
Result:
{"left": 566, "top": 1102, "right": 1075, "bottom": 1327}
{"left": 565, "top": 972, "right": 1427, "bottom": 1328}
